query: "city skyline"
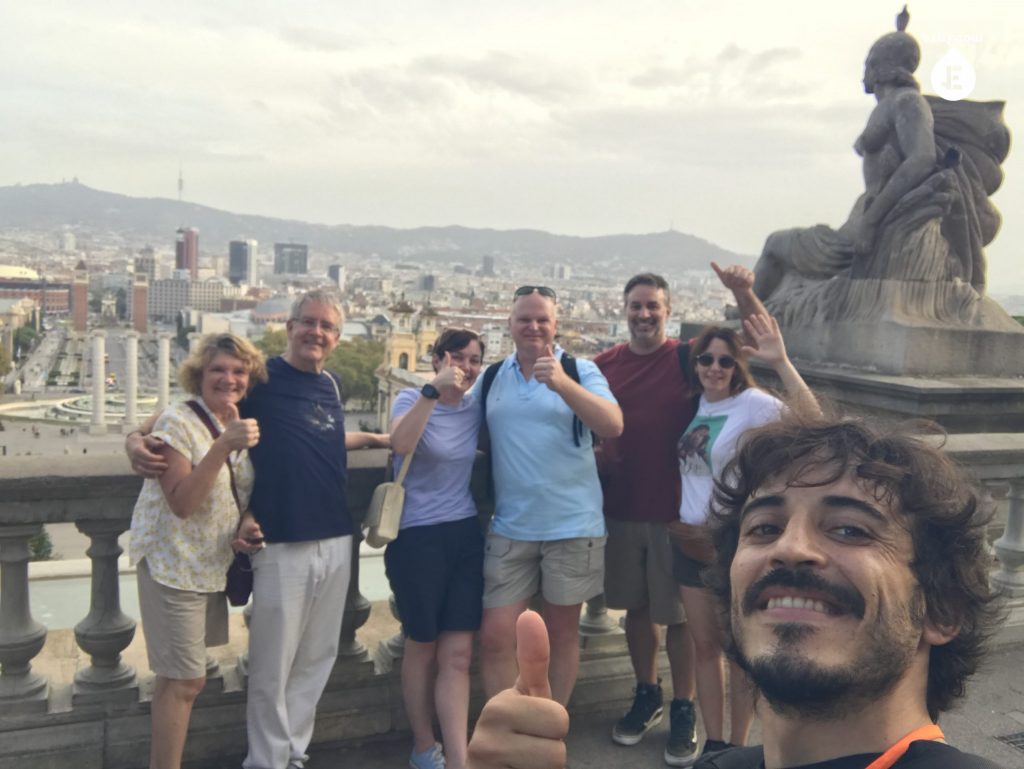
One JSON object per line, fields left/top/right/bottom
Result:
{"left": 3, "top": 1, "right": 1023, "bottom": 290}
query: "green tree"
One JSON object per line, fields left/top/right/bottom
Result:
{"left": 14, "top": 326, "right": 37, "bottom": 356}
{"left": 325, "top": 338, "right": 385, "bottom": 407}
{"left": 256, "top": 329, "right": 288, "bottom": 358}
{"left": 30, "top": 528, "right": 54, "bottom": 561}
{"left": 0, "top": 344, "right": 10, "bottom": 376}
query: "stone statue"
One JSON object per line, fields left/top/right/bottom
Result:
{"left": 753, "top": 7, "right": 1014, "bottom": 336}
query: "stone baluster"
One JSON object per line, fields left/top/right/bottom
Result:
{"left": 123, "top": 330, "right": 139, "bottom": 430}
{"left": 0, "top": 524, "right": 48, "bottom": 712}
{"left": 72, "top": 519, "right": 138, "bottom": 704}
{"left": 373, "top": 595, "right": 406, "bottom": 673}
{"left": 90, "top": 330, "right": 107, "bottom": 435}
{"left": 579, "top": 593, "right": 619, "bottom": 636}
{"left": 338, "top": 534, "right": 371, "bottom": 659}
{"left": 993, "top": 478, "right": 1024, "bottom": 597}
{"left": 157, "top": 333, "right": 171, "bottom": 409}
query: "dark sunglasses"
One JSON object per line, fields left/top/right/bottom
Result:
{"left": 696, "top": 353, "right": 737, "bottom": 369}
{"left": 514, "top": 285, "right": 557, "bottom": 301}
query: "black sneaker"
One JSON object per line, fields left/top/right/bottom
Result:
{"left": 700, "top": 739, "right": 732, "bottom": 757}
{"left": 663, "top": 698, "right": 698, "bottom": 766}
{"left": 611, "top": 680, "right": 664, "bottom": 745}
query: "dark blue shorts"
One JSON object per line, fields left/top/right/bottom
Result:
{"left": 384, "top": 515, "right": 485, "bottom": 643}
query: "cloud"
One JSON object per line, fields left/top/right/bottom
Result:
{"left": 628, "top": 45, "right": 809, "bottom": 102}
{"left": 279, "top": 26, "right": 362, "bottom": 53}
{"left": 410, "top": 51, "right": 584, "bottom": 101}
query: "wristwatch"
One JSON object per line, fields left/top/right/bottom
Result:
{"left": 421, "top": 383, "right": 441, "bottom": 400}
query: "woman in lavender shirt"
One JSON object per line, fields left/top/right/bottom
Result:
{"left": 385, "top": 327, "right": 486, "bottom": 769}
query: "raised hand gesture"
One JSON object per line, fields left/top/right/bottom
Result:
{"left": 741, "top": 313, "right": 788, "bottom": 367}
{"left": 217, "top": 402, "right": 260, "bottom": 452}
{"left": 468, "top": 611, "right": 569, "bottom": 769}
{"left": 711, "top": 261, "right": 755, "bottom": 293}
{"left": 533, "top": 345, "right": 568, "bottom": 393}
{"left": 431, "top": 351, "right": 468, "bottom": 395}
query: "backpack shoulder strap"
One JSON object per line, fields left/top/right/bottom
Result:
{"left": 479, "top": 360, "right": 502, "bottom": 421}
{"left": 559, "top": 352, "right": 587, "bottom": 447}
{"left": 677, "top": 340, "right": 691, "bottom": 385}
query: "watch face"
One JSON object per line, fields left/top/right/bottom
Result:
{"left": 422, "top": 383, "right": 441, "bottom": 399}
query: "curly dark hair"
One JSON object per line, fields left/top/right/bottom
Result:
{"left": 704, "top": 412, "right": 1002, "bottom": 720}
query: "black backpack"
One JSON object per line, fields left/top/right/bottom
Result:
{"left": 479, "top": 351, "right": 590, "bottom": 446}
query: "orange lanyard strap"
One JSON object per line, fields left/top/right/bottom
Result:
{"left": 863, "top": 724, "right": 945, "bottom": 769}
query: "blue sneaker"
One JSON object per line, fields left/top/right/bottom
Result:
{"left": 409, "top": 742, "right": 446, "bottom": 769}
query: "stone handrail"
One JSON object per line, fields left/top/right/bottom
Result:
{"left": 0, "top": 449, "right": 391, "bottom": 712}
{"left": 0, "top": 436, "right": 1021, "bottom": 765}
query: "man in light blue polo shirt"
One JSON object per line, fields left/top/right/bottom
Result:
{"left": 477, "top": 285, "right": 623, "bottom": 707}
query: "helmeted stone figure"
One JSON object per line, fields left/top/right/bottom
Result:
{"left": 752, "top": 8, "right": 1022, "bottom": 376}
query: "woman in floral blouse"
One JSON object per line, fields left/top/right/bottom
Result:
{"left": 129, "top": 333, "right": 266, "bottom": 769}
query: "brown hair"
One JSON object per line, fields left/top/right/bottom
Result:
{"left": 178, "top": 333, "right": 268, "bottom": 396}
{"left": 704, "top": 412, "right": 1002, "bottom": 720}
{"left": 433, "top": 327, "right": 485, "bottom": 362}
{"left": 690, "top": 326, "right": 755, "bottom": 397}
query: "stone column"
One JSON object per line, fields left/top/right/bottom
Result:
{"left": 157, "top": 333, "right": 171, "bottom": 409}
{"left": 123, "top": 331, "right": 139, "bottom": 430}
{"left": 579, "top": 593, "right": 619, "bottom": 636}
{"left": 338, "top": 535, "right": 371, "bottom": 659}
{"left": 0, "top": 524, "right": 48, "bottom": 712}
{"left": 90, "top": 330, "right": 106, "bottom": 435}
{"left": 72, "top": 519, "right": 138, "bottom": 704}
{"left": 993, "top": 479, "right": 1024, "bottom": 597}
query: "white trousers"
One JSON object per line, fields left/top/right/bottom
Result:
{"left": 243, "top": 536, "right": 352, "bottom": 769}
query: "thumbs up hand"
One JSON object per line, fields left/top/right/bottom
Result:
{"left": 467, "top": 611, "right": 569, "bottom": 768}
{"left": 432, "top": 350, "right": 468, "bottom": 394}
{"left": 533, "top": 345, "right": 567, "bottom": 394}
{"left": 218, "top": 402, "right": 260, "bottom": 451}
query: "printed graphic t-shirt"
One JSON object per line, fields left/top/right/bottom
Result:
{"left": 678, "top": 388, "right": 781, "bottom": 525}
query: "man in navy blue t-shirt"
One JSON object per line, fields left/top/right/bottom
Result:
{"left": 129, "top": 289, "right": 387, "bottom": 769}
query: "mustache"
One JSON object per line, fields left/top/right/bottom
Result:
{"left": 741, "top": 568, "right": 865, "bottom": 619}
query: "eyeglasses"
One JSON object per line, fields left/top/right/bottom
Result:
{"left": 514, "top": 285, "right": 557, "bottom": 301}
{"left": 696, "top": 353, "right": 736, "bottom": 369}
{"left": 293, "top": 317, "right": 339, "bottom": 334}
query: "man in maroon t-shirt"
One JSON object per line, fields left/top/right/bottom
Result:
{"left": 595, "top": 266, "right": 764, "bottom": 766}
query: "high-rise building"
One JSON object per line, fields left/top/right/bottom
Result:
{"left": 131, "top": 273, "right": 148, "bottom": 334}
{"left": 481, "top": 254, "right": 496, "bottom": 277}
{"left": 71, "top": 260, "right": 89, "bottom": 333}
{"left": 135, "top": 246, "right": 157, "bottom": 282}
{"left": 228, "top": 240, "right": 258, "bottom": 285}
{"left": 328, "top": 264, "right": 346, "bottom": 291}
{"left": 175, "top": 227, "right": 200, "bottom": 280}
{"left": 273, "top": 243, "right": 308, "bottom": 275}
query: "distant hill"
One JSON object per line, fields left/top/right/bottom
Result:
{"left": 0, "top": 182, "right": 752, "bottom": 274}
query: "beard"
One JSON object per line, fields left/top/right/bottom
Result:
{"left": 731, "top": 569, "right": 924, "bottom": 720}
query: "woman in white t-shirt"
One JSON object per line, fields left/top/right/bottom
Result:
{"left": 673, "top": 313, "right": 816, "bottom": 759}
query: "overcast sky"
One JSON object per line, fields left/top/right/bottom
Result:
{"left": 3, "top": 1, "right": 1022, "bottom": 289}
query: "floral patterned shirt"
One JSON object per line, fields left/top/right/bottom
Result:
{"left": 129, "top": 398, "right": 255, "bottom": 593}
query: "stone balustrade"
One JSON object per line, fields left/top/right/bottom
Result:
{"left": 0, "top": 436, "right": 1022, "bottom": 767}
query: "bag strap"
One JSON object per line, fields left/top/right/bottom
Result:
{"left": 184, "top": 400, "right": 243, "bottom": 515}
{"left": 559, "top": 352, "right": 588, "bottom": 447}
{"left": 864, "top": 725, "right": 944, "bottom": 769}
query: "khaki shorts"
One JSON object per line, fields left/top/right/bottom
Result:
{"left": 604, "top": 519, "right": 686, "bottom": 626}
{"left": 137, "top": 558, "right": 228, "bottom": 679}
{"left": 483, "top": 532, "right": 606, "bottom": 608}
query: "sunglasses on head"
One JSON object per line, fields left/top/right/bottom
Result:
{"left": 514, "top": 285, "right": 557, "bottom": 301}
{"left": 696, "top": 353, "right": 737, "bottom": 369}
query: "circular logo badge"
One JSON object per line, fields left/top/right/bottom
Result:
{"left": 931, "top": 48, "right": 976, "bottom": 101}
